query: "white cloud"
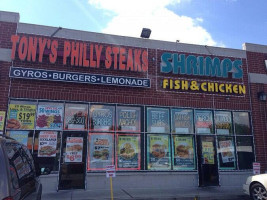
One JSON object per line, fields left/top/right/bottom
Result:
{"left": 88, "top": 0, "right": 220, "bottom": 46}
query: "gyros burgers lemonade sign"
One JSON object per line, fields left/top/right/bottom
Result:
{"left": 65, "top": 137, "right": 83, "bottom": 163}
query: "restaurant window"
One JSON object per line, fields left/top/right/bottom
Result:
{"left": 90, "top": 105, "right": 115, "bottom": 131}
{"left": 116, "top": 106, "right": 141, "bottom": 132}
{"left": 217, "top": 136, "right": 236, "bottom": 170}
{"left": 195, "top": 110, "right": 214, "bottom": 134}
{"left": 236, "top": 136, "right": 254, "bottom": 169}
{"left": 215, "top": 111, "right": 232, "bottom": 135}
{"left": 172, "top": 135, "right": 195, "bottom": 170}
{"left": 171, "top": 109, "right": 193, "bottom": 134}
{"left": 6, "top": 130, "right": 34, "bottom": 150}
{"left": 233, "top": 112, "right": 251, "bottom": 135}
{"left": 147, "top": 107, "right": 170, "bottom": 133}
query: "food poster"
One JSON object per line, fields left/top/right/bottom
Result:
{"left": 117, "top": 135, "right": 140, "bottom": 170}
{"left": 171, "top": 109, "right": 193, "bottom": 134}
{"left": 201, "top": 141, "right": 215, "bottom": 164}
{"left": 0, "top": 111, "right": 6, "bottom": 131}
{"left": 215, "top": 111, "right": 232, "bottom": 135}
{"left": 90, "top": 105, "right": 115, "bottom": 131}
{"left": 173, "top": 136, "right": 195, "bottom": 170}
{"left": 219, "top": 140, "right": 235, "bottom": 163}
{"left": 64, "top": 104, "right": 88, "bottom": 130}
{"left": 147, "top": 135, "right": 171, "bottom": 170}
{"left": 117, "top": 107, "right": 140, "bottom": 132}
{"left": 195, "top": 110, "right": 213, "bottom": 134}
{"left": 65, "top": 137, "right": 83, "bottom": 163}
{"left": 38, "top": 131, "right": 57, "bottom": 157}
{"left": 9, "top": 131, "right": 29, "bottom": 146}
{"left": 7, "top": 104, "right": 36, "bottom": 130}
{"left": 36, "top": 105, "right": 63, "bottom": 130}
{"left": 89, "top": 133, "right": 114, "bottom": 170}
{"left": 147, "top": 108, "right": 170, "bottom": 133}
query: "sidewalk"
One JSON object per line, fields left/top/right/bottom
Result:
{"left": 42, "top": 186, "right": 249, "bottom": 200}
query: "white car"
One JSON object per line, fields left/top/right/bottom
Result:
{"left": 243, "top": 174, "right": 267, "bottom": 200}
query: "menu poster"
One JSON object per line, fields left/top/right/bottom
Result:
{"left": 173, "top": 136, "right": 194, "bottom": 170}
{"left": 7, "top": 104, "right": 36, "bottom": 130}
{"left": 202, "top": 141, "right": 214, "bottom": 164}
{"left": 65, "top": 137, "right": 83, "bottom": 163}
{"left": 117, "top": 135, "right": 140, "bottom": 170}
{"left": 64, "top": 104, "right": 88, "bottom": 130}
{"left": 90, "top": 106, "right": 114, "bottom": 131}
{"left": 89, "top": 133, "right": 113, "bottom": 170}
{"left": 172, "top": 109, "right": 193, "bottom": 133}
{"left": 38, "top": 131, "right": 57, "bottom": 157}
{"left": 215, "top": 112, "right": 232, "bottom": 135}
{"left": 9, "top": 131, "right": 29, "bottom": 146}
{"left": 195, "top": 111, "right": 213, "bottom": 134}
{"left": 219, "top": 140, "right": 235, "bottom": 163}
{"left": 36, "top": 105, "right": 63, "bottom": 130}
{"left": 147, "top": 108, "right": 169, "bottom": 133}
{"left": 0, "top": 111, "right": 6, "bottom": 131}
{"left": 117, "top": 107, "right": 140, "bottom": 132}
{"left": 147, "top": 135, "right": 171, "bottom": 170}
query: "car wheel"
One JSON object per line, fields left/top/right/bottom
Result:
{"left": 250, "top": 183, "right": 267, "bottom": 200}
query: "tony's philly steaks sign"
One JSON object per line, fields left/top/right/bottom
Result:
{"left": 9, "top": 35, "right": 150, "bottom": 88}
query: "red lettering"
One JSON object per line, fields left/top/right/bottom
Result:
{"left": 49, "top": 40, "right": 58, "bottom": 63}
{"left": 18, "top": 36, "right": 28, "bottom": 61}
{"left": 83, "top": 43, "right": 89, "bottom": 67}
{"left": 79, "top": 42, "right": 83, "bottom": 66}
{"left": 71, "top": 42, "right": 79, "bottom": 66}
{"left": 90, "top": 44, "right": 96, "bottom": 68}
{"left": 105, "top": 46, "right": 112, "bottom": 69}
{"left": 112, "top": 47, "right": 119, "bottom": 70}
{"left": 126, "top": 49, "right": 134, "bottom": 71}
{"left": 38, "top": 38, "right": 47, "bottom": 62}
{"left": 11, "top": 35, "right": 20, "bottom": 60}
{"left": 134, "top": 49, "right": 141, "bottom": 71}
{"left": 119, "top": 48, "right": 126, "bottom": 70}
{"left": 141, "top": 50, "right": 148, "bottom": 72}
{"left": 95, "top": 45, "right": 103, "bottom": 68}
{"left": 63, "top": 41, "right": 71, "bottom": 65}
{"left": 27, "top": 37, "right": 37, "bottom": 62}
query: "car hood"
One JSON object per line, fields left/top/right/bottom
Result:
{"left": 248, "top": 174, "right": 267, "bottom": 187}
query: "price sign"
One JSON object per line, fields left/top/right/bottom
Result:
{"left": 106, "top": 165, "right": 116, "bottom": 178}
{"left": 253, "top": 162, "right": 261, "bottom": 175}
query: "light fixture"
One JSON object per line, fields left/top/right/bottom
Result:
{"left": 265, "top": 60, "right": 267, "bottom": 71}
{"left": 140, "top": 28, "right": 151, "bottom": 39}
{"left": 258, "top": 91, "right": 267, "bottom": 101}
{"left": 51, "top": 27, "right": 62, "bottom": 37}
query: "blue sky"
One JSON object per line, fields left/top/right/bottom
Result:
{"left": 1, "top": 0, "right": 267, "bottom": 49}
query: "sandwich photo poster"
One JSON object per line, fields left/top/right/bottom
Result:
{"left": 117, "top": 106, "right": 141, "bottom": 132}
{"left": 65, "top": 137, "right": 83, "bottom": 163}
{"left": 88, "top": 133, "right": 114, "bottom": 171}
{"left": 38, "top": 131, "right": 57, "bottom": 157}
{"left": 172, "top": 136, "right": 195, "bottom": 170}
{"left": 36, "top": 104, "right": 63, "bottom": 130}
{"left": 147, "top": 134, "right": 171, "bottom": 170}
{"left": 64, "top": 104, "right": 88, "bottom": 130}
{"left": 116, "top": 134, "right": 140, "bottom": 170}
{"left": 219, "top": 140, "right": 235, "bottom": 163}
{"left": 201, "top": 141, "right": 215, "bottom": 164}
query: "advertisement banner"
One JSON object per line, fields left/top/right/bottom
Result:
{"left": 9, "top": 131, "right": 29, "bottom": 146}
{"left": 7, "top": 104, "right": 36, "bottom": 130}
{"left": 89, "top": 133, "right": 114, "bottom": 170}
{"left": 64, "top": 104, "right": 88, "bottom": 130}
{"left": 219, "top": 140, "right": 235, "bottom": 163}
{"left": 117, "top": 107, "right": 140, "bottom": 132}
{"left": 202, "top": 141, "right": 214, "bottom": 164}
{"left": 117, "top": 135, "right": 140, "bottom": 170}
{"left": 90, "top": 106, "right": 114, "bottom": 131}
{"left": 0, "top": 111, "right": 6, "bottom": 131}
{"left": 38, "top": 131, "right": 57, "bottom": 157}
{"left": 147, "top": 108, "right": 169, "bottom": 133}
{"left": 195, "top": 111, "right": 213, "bottom": 134}
{"left": 147, "top": 135, "right": 171, "bottom": 170}
{"left": 36, "top": 105, "right": 63, "bottom": 130}
{"left": 215, "top": 112, "right": 232, "bottom": 135}
{"left": 171, "top": 109, "right": 193, "bottom": 133}
{"left": 65, "top": 137, "right": 83, "bottom": 163}
{"left": 173, "top": 136, "right": 195, "bottom": 170}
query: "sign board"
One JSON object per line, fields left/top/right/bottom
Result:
{"left": 253, "top": 162, "right": 261, "bottom": 175}
{"left": 106, "top": 165, "right": 116, "bottom": 178}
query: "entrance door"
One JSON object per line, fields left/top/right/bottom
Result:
{"left": 57, "top": 131, "right": 87, "bottom": 190}
{"left": 197, "top": 135, "right": 219, "bottom": 186}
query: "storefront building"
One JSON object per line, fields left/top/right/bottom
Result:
{"left": 0, "top": 11, "right": 266, "bottom": 190}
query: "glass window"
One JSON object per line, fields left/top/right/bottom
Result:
{"left": 236, "top": 136, "right": 254, "bottom": 169}
{"left": 171, "top": 109, "right": 193, "bottom": 134}
{"left": 36, "top": 102, "right": 64, "bottom": 130}
{"left": 215, "top": 111, "right": 232, "bottom": 135}
{"left": 172, "top": 135, "right": 195, "bottom": 170}
{"left": 195, "top": 110, "right": 214, "bottom": 134}
{"left": 147, "top": 134, "right": 171, "bottom": 170}
{"left": 88, "top": 133, "right": 114, "bottom": 171}
{"left": 117, "top": 106, "right": 141, "bottom": 132}
{"left": 64, "top": 103, "right": 88, "bottom": 130}
{"left": 233, "top": 112, "right": 251, "bottom": 135}
{"left": 6, "top": 131, "right": 33, "bottom": 150}
{"left": 147, "top": 108, "right": 170, "bottom": 133}
{"left": 217, "top": 136, "right": 236, "bottom": 170}
{"left": 33, "top": 131, "right": 61, "bottom": 171}
{"left": 7, "top": 101, "right": 37, "bottom": 130}
{"left": 116, "top": 134, "right": 141, "bottom": 170}
{"left": 90, "top": 105, "right": 115, "bottom": 131}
